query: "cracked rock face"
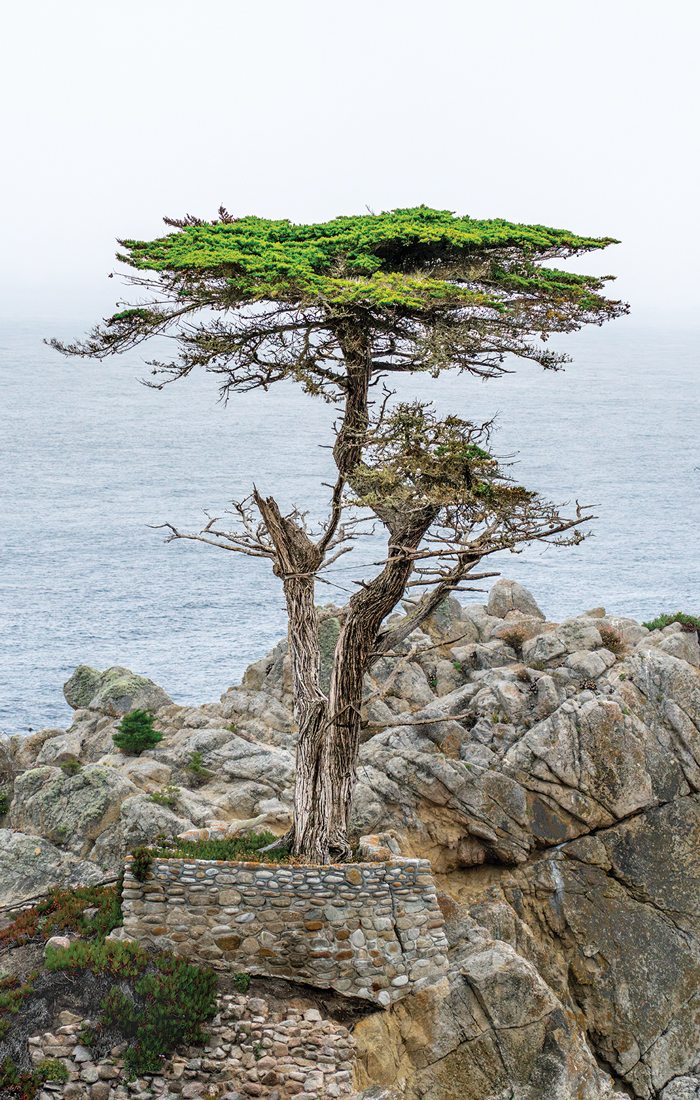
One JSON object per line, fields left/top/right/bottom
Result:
{"left": 2, "top": 580, "right": 699, "bottom": 1099}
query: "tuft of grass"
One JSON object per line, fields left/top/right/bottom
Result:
{"left": 130, "top": 832, "right": 293, "bottom": 881}
{"left": 643, "top": 611, "right": 700, "bottom": 634}
{"left": 139, "top": 830, "right": 288, "bottom": 866}
{"left": 148, "top": 784, "right": 180, "bottom": 809}
{"left": 185, "top": 751, "right": 213, "bottom": 788}
{"left": 498, "top": 624, "right": 529, "bottom": 654}
{"left": 232, "top": 972, "right": 251, "bottom": 993}
{"left": 59, "top": 757, "right": 82, "bottom": 777}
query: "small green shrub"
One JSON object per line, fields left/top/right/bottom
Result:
{"left": 130, "top": 845, "right": 154, "bottom": 882}
{"left": 78, "top": 1023, "right": 97, "bottom": 1046}
{"left": 59, "top": 757, "right": 82, "bottom": 776}
{"left": 232, "top": 972, "right": 251, "bottom": 993}
{"left": 186, "top": 751, "right": 213, "bottom": 787}
{"left": 0, "top": 1053, "right": 67, "bottom": 1098}
{"left": 0, "top": 789, "right": 10, "bottom": 816}
{"left": 33, "top": 1059, "right": 69, "bottom": 1084}
{"left": 113, "top": 709, "right": 163, "bottom": 755}
{"left": 0, "top": 975, "right": 34, "bottom": 1038}
{"left": 148, "top": 784, "right": 180, "bottom": 809}
{"left": 643, "top": 611, "right": 700, "bottom": 634}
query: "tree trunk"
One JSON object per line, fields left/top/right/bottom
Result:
{"left": 321, "top": 511, "right": 436, "bottom": 857}
{"left": 251, "top": 490, "right": 338, "bottom": 861}
{"left": 282, "top": 574, "right": 332, "bottom": 862}
{"left": 257, "top": 328, "right": 438, "bottom": 862}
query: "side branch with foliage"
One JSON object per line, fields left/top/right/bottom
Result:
{"left": 52, "top": 206, "right": 627, "bottom": 861}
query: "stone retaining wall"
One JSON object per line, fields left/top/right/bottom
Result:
{"left": 121, "top": 857, "right": 448, "bottom": 1006}
{"left": 29, "top": 992, "right": 355, "bottom": 1099}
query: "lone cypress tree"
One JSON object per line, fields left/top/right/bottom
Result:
{"left": 52, "top": 206, "right": 627, "bottom": 861}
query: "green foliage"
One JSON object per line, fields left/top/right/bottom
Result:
{"left": 130, "top": 845, "right": 154, "bottom": 882}
{"left": 116, "top": 206, "right": 619, "bottom": 313}
{"left": 0, "top": 789, "right": 9, "bottom": 816}
{"left": 0, "top": 975, "right": 34, "bottom": 1038}
{"left": 643, "top": 611, "right": 700, "bottom": 633}
{"left": 148, "top": 784, "right": 180, "bottom": 808}
{"left": 232, "top": 972, "right": 251, "bottom": 993}
{"left": 78, "top": 1024, "right": 97, "bottom": 1046}
{"left": 45, "top": 938, "right": 147, "bottom": 979}
{"left": 52, "top": 206, "right": 626, "bottom": 397}
{"left": 33, "top": 1059, "right": 69, "bottom": 1084}
{"left": 351, "top": 401, "right": 546, "bottom": 529}
{"left": 145, "top": 830, "right": 286, "bottom": 864}
{"left": 186, "top": 751, "right": 213, "bottom": 787}
{"left": 46, "top": 940, "right": 217, "bottom": 1077}
{"left": 112, "top": 709, "right": 163, "bottom": 755}
{"left": 0, "top": 1055, "right": 68, "bottom": 1100}
{"left": 59, "top": 757, "right": 82, "bottom": 776}
{"left": 0, "top": 884, "right": 122, "bottom": 949}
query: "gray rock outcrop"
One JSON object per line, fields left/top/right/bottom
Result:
{"left": 0, "top": 829, "right": 104, "bottom": 907}
{"left": 63, "top": 664, "right": 172, "bottom": 715}
{"left": 4, "top": 582, "right": 700, "bottom": 1099}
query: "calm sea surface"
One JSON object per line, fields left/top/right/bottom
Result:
{"left": 1, "top": 317, "right": 698, "bottom": 733}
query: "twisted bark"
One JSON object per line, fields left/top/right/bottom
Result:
{"left": 322, "top": 508, "right": 436, "bottom": 856}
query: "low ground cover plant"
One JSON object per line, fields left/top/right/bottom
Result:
{"left": 46, "top": 940, "right": 217, "bottom": 1076}
{"left": 0, "top": 1056, "right": 68, "bottom": 1099}
{"left": 129, "top": 831, "right": 289, "bottom": 881}
{"left": 0, "top": 977, "right": 35, "bottom": 1040}
{"left": 1, "top": 881, "right": 225, "bottom": 1088}
{"left": 643, "top": 611, "right": 700, "bottom": 635}
{"left": 0, "top": 884, "right": 122, "bottom": 951}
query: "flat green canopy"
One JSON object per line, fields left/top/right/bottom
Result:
{"left": 117, "top": 205, "right": 618, "bottom": 312}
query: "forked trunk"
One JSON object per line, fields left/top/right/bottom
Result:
{"left": 310, "top": 512, "right": 435, "bottom": 861}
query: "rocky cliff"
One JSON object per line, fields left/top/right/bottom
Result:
{"left": 1, "top": 581, "right": 699, "bottom": 1099}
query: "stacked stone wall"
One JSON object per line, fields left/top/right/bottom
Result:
{"left": 121, "top": 857, "right": 448, "bottom": 1006}
{"left": 28, "top": 993, "right": 355, "bottom": 1099}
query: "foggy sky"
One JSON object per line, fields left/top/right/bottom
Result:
{"left": 2, "top": 0, "right": 698, "bottom": 323}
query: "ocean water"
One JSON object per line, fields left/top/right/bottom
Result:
{"left": 1, "top": 317, "right": 698, "bottom": 734}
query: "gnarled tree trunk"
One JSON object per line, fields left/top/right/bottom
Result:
{"left": 321, "top": 510, "right": 436, "bottom": 858}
